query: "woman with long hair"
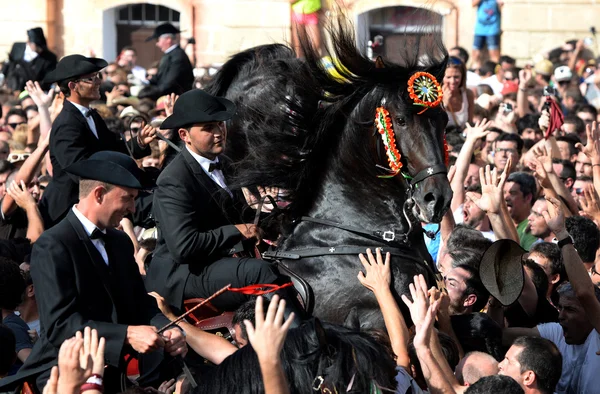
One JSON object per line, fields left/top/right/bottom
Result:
{"left": 443, "top": 57, "right": 474, "bottom": 128}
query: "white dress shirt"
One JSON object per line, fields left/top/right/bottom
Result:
{"left": 69, "top": 100, "right": 98, "bottom": 139}
{"left": 186, "top": 146, "right": 232, "bottom": 197}
{"left": 72, "top": 205, "right": 108, "bottom": 265}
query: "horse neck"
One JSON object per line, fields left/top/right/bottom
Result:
{"left": 306, "top": 171, "right": 411, "bottom": 234}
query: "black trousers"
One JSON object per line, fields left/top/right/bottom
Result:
{"left": 183, "top": 257, "right": 279, "bottom": 311}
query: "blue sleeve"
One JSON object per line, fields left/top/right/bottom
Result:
{"left": 3, "top": 314, "right": 33, "bottom": 352}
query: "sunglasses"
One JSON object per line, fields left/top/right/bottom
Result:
{"left": 8, "top": 122, "right": 26, "bottom": 129}
{"left": 8, "top": 153, "right": 30, "bottom": 162}
{"left": 575, "top": 188, "right": 585, "bottom": 195}
{"left": 130, "top": 127, "right": 140, "bottom": 133}
{"left": 76, "top": 73, "right": 102, "bottom": 84}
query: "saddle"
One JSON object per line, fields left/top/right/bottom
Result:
{"left": 183, "top": 261, "right": 314, "bottom": 337}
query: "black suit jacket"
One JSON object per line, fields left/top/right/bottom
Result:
{"left": 2, "top": 43, "right": 57, "bottom": 91}
{"left": 146, "top": 148, "right": 249, "bottom": 309}
{"left": 38, "top": 100, "right": 149, "bottom": 227}
{"left": 0, "top": 211, "right": 170, "bottom": 390}
{"left": 151, "top": 46, "right": 194, "bottom": 96}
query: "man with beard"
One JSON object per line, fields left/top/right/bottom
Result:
{"left": 526, "top": 198, "right": 552, "bottom": 243}
{"left": 37, "top": 55, "right": 155, "bottom": 227}
{"left": 504, "top": 172, "right": 537, "bottom": 250}
{"left": 503, "top": 196, "right": 600, "bottom": 393}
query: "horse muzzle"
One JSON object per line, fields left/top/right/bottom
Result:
{"left": 409, "top": 171, "right": 452, "bottom": 224}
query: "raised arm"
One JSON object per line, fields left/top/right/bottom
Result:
{"left": 1, "top": 133, "right": 49, "bottom": 217}
{"left": 543, "top": 196, "right": 600, "bottom": 334}
{"left": 517, "top": 69, "right": 533, "bottom": 117}
{"left": 402, "top": 275, "right": 459, "bottom": 394}
{"left": 578, "top": 121, "right": 600, "bottom": 198}
{"left": 451, "top": 119, "right": 492, "bottom": 212}
{"left": 357, "top": 248, "right": 411, "bottom": 369}
{"left": 25, "top": 80, "right": 54, "bottom": 140}
{"left": 532, "top": 144, "right": 578, "bottom": 215}
{"left": 467, "top": 160, "right": 519, "bottom": 242}
{"left": 6, "top": 181, "right": 44, "bottom": 242}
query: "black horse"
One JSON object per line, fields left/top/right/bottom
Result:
{"left": 205, "top": 20, "right": 452, "bottom": 328}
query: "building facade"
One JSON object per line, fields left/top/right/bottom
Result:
{"left": 0, "top": 0, "right": 596, "bottom": 68}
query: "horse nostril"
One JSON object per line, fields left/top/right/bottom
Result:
{"left": 424, "top": 192, "right": 436, "bottom": 204}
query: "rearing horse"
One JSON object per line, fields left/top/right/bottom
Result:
{"left": 206, "top": 20, "right": 452, "bottom": 328}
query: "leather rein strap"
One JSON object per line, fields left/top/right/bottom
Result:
{"left": 296, "top": 216, "right": 408, "bottom": 245}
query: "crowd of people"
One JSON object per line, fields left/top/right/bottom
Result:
{"left": 0, "top": 8, "right": 599, "bottom": 394}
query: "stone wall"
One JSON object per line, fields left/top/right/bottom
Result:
{"left": 0, "top": 0, "right": 596, "bottom": 67}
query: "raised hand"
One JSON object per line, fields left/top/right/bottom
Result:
{"left": 464, "top": 118, "right": 493, "bottom": 142}
{"left": 467, "top": 160, "right": 510, "bottom": 214}
{"left": 7, "top": 181, "right": 37, "bottom": 210}
{"left": 519, "top": 68, "right": 532, "bottom": 89}
{"left": 244, "top": 295, "right": 295, "bottom": 362}
{"left": 76, "top": 327, "right": 106, "bottom": 377}
{"left": 401, "top": 274, "right": 431, "bottom": 327}
{"left": 577, "top": 121, "right": 600, "bottom": 164}
{"left": 165, "top": 93, "right": 179, "bottom": 117}
{"left": 579, "top": 184, "right": 600, "bottom": 220}
{"left": 412, "top": 298, "right": 442, "bottom": 350}
{"left": 357, "top": 248, "right": 391, "bottom": 295}
{"left": 137, "top": 124, "right": 158, "bottom": 148}
{"left": 531, "top": 145, "right": 554, "bottom": 174}
{"left": 42, "top": 366, "right": 59, "bottom": 394}
{"left": 527, "top": 157, "right": 551, "bottom": 189}
{"left": 148, "top": 292, "right": 177, "bottom": 321}
{"left": 57, "top": 337, "right": 91, "bottom": 393}
{"left": 25, "top": 80, "right": 55, "bottom": 109}
{"left": 542, "top": 196, "right": 567, "bottom": 236}
{"left": 105, "top": 86, "right": 122, "bottom": 106}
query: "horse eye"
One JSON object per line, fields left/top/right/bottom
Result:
{"left": 396, "top": 118, "right": 407, "bottom": 127}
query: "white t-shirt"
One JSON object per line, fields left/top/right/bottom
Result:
{"left": 480, "top": 75, "right": 504, "bottom": 97}
{"left": 538, "top": 322, "right": 600, "bottom": 394}
{"left": 453, "top": 205, "right": 496, "bottom": 241}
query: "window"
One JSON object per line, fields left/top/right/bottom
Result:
{"left": 116, "top": 3, "right": 180, "bottom": 26}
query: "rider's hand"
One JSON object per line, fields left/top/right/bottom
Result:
{"left": 125, "top": 326, "right": 165, "bottom": 353}
{"left": 235, "top": 224, "right": 259, "bottom": 239}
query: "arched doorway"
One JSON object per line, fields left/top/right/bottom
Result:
{"left": 356, "top": 6, "right": 443, "bottom": 63}
{"left": 103, "top": 3, "right": 181, "bottom": 67}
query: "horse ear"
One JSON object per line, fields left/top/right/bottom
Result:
{"left": 343, "top": 307, "right": 361, "bottom": 330}
{"left": 375, "top": 56, "right": 385, "bottom": 69}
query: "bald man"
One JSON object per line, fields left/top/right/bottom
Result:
{"left": 455, "top": 351, "right": 499, "bottom": 386}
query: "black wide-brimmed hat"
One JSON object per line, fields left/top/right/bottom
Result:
{"left": 65, "top": 151, "right": 143, "bottom": 189}
{"left": 479, "top": 239, "right": 525, "bottom": 306}
{"left": 43, "top": 55, "right": 108, "bottom": 84}
{"left": 160, "top": 89, "right": 236, "bottom": 130}
{"left": 27, "top": 27, "right": 47, "bottom": 48}
{"left": 146, "top": 23, "right": 182, "bottom": 42}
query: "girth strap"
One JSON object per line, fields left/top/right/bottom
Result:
{"left": 410, "top": 164, "right": 447, "bottom": 187}
{"left": 298, "top": 216, "right": 408, "bottom": 245}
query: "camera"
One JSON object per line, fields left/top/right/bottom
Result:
{"left": 501, "top": 102, "right": 513, "bottom": 113}
{"left": 543, "top": 86, "right": 556, "bottom": 97}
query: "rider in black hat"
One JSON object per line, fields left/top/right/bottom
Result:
{"left": 0, "top": 151, "right": 187, "bottom": 393}
{"left": 139, "top": 23, "right": 194, "bottom": 100}
{"left": 147, "top": 89, "right": 303, "bottom": 318}
{"left": 37, "top": 55, "right": 157, "bottom": 228}
{"left": 2, "top": 27, "right": 57, "bottom": 91}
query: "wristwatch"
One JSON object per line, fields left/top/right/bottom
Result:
{"left": 557, "top": 235, "right": 574, "bottom": 249}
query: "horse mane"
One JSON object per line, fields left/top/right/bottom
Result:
{"left": 195, "top": 319, "right": 397, "bottom": 394}
{"left": 204, "top": 44, "right": 296, "bottom": 97}
{"left": 220, "top": 16, "right": 448, "bottom": 227}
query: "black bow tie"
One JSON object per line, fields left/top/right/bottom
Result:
{"left": 85, "top": 108, "right": 96, "bottom": 118}
{"left": 208, "top": 161, "right": 222, "bottom": 173}
{"left": 90, "top": 228, "right": 106, "bottom": 240}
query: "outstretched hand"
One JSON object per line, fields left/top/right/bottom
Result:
{"left": 7, "top": 180, "right": 36, "bottom": 210}
{"left": 467, "top": 161, "right": 510, "bottom": 214}
{"left": 577, "top": 121, "right": 600, "bottom": 164}
{"left": 357, "top": 248, "right": 391, "bottom": 295}
{"left": 165, "top": 93, "right": 179, "bottom": 117}
{"left": 76, "top": 327, "right": 106, "bottom": 376}
{"left": 401, "top": 274, "right": 431, "bottom": 327}
{"left": 244, "top": 295, "right": 294, "bottom": 362}
{"left": 137, "top": 124, "right": 158, "bottom": 148}
{"left": 464, "top": 118, "right": 492, "bottom": 143}
{"left": 25, "top": 80, "right": 55, "bottom": 109}
{"left": 542, "top": 196, "right": 567, "bottom": 236}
